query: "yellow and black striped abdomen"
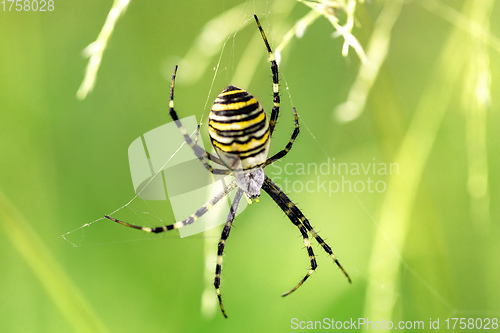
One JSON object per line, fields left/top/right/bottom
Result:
{"left": 208, "top": 85, "right": 270, "bottom": 171}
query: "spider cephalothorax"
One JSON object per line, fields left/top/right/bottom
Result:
{"left": 235, "top": 168, "right": 265, "bottom": 199}
{"left": 105, "top": 15, "right": 350, "bottom": 318}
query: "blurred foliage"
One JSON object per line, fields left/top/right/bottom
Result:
{"left": 1, "top": 0, "right": 499, "bottom": 332}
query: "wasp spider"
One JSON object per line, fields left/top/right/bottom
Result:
{"left": 105, "top": 15, "right": 350, "bottom": 318}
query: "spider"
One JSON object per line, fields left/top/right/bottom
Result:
{"left": 105, "top": 14, "right": 350, "bottom": 318}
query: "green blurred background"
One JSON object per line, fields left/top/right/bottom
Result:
{"left": 1, "top": 0, "right": 499, "bottom": 332}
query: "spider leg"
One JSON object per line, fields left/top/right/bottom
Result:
{"left": 265, "top": 107, "right": 299, "bottom": 167}
{"left": 169, "top": 65, "right": 230, "bottom": 174}
{"left": 214, "top": 189, "right": 243, "bottom": 318}
{"left": 294, "top": 214, "right": 352, "bottom": 283}
{"left": 262, "top": 176, "right": 351, "bottom": 293}
{"left": 254, "top": 15, "right": 280, "bottom": 137}
{"left": 261, "top": 176, "right": 319, "bottom": 297}
{"left": 105, "top": 180, "right": 237, "bottom": 232}
{"left": 193, "top": 124, "right": 225, "bottom": 166}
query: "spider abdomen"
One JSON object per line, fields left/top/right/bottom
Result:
{"left": 208, "top": 85, "right": 270, "bottom": 171}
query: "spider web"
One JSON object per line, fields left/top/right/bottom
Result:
{"left": 62, "top": 0, "right": 296, "bottom": 319}
{"left": 62, "top": 3, "right": 273, "bottom": 248}
{"left": 61, "top": 0, "right": 497, "bottom": 324}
